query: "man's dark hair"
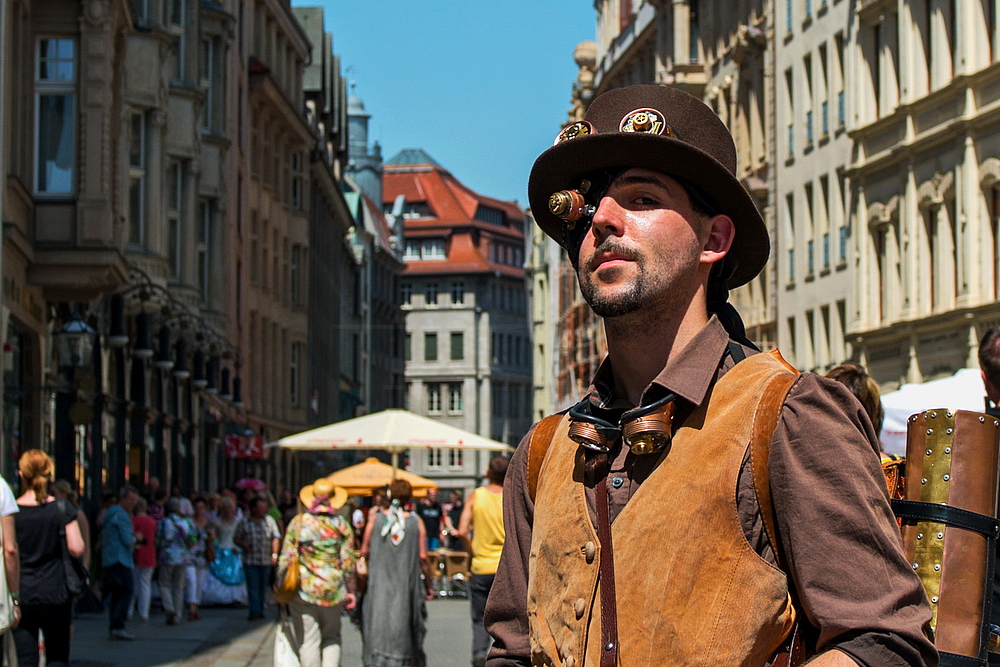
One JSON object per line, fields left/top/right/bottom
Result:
{"left": 979, "top": 327, "right": 1000, "bottom": 387}
{"left": 487, "top": 456, "right": 510, "bottom": 485}
{"left": 118, "top": 484, "right": 138, "bottom": 500}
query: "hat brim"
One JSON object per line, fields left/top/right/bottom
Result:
{"left": 299, "top": 483, "right": 348, "bottom": 511}
{"left": 528, "top": 132, "right": 769, "bottom": 288}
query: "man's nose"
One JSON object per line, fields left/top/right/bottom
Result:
{"left": 590, "top": 196, "right": 624, "bottom": 238}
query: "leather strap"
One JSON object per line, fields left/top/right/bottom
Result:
{"left": 594, "top": 453, "right": 619, "bottom": 667}
{"left": 749, "top": 366, "right": 803, "bottom": 666}
{"left": 527, "top": 413, "right": 566, "bottom": 503}
{"left": 749, "top": 369, "right": 800, "bottom": 571}
{"left": 940, "top": 652, "right": 989, "bottom": 667}
{"left": 891, "top": 500, "right": 1000, "bottom": 538}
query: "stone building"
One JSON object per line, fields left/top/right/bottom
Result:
{"left": 384, "top": 149, "right": 531, "bottom": 493}
{"left": 0, "top": 0, "right": 364, "bottom": 498}
{"left": 774, "top": 0, "right": 854, "bottom": 371}
{"left": 846, "top": 0, "right": 1000, "bottom": 390}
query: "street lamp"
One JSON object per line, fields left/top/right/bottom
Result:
{"left": 53, "top": 312, "right": 96, "bottom": 368}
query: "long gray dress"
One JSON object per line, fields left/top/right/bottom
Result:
{"left": 362, "top": 512, "right": 427, "bottom": 667}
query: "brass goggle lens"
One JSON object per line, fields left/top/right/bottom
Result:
{"left": 568, "top": 420, "right": 612, "bottom": 453}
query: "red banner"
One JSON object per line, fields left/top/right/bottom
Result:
{"left": 224, "top": 434, "right": 263, "bottom": 459}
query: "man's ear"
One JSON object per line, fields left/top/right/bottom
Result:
{"left": 701, "top": 214, "right": 735, "bottom": 264}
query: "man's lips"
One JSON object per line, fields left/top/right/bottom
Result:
{"left": 591, "top": 252, "right": 634, "bottom": 270}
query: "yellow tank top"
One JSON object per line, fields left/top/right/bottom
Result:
{"left": 470, "top": 486, "right": 505, "bottom": 575}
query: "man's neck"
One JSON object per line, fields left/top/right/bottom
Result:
{"left": 604, "top": 296, "right": 710, "bottom": 406}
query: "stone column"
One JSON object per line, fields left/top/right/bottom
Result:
{"left": 77, "top": 0, "right": 116, "bottom": 246}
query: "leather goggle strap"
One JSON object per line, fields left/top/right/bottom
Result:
{"left": 594, "top": 453, "right": 619, "bottom": 667}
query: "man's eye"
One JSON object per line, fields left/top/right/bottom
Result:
{"left": 632, "top": 196, "right": 659, "bottom": 206}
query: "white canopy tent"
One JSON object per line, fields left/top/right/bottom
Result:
{"left": 271, "top": 408, "right": 513, "bottom": 469}
{"left": 879, "top": 368, "right": 988, "bottom": 456}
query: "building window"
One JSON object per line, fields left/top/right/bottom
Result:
{"left": 839, "top": 226, "right": 848, "bottom": 263}
{"left": 426, "top": 283, "right": 438, "bottom": 305}
{"left": 128, "top": 111, "right": 147, "bottom": 245}
{"left": 786, "top": 0, "right": 793, "bottom": 32}
{"left": 784, "top": 68, "right": 794, "bottom": 157}
{"left": 450, "top": 332, "right": 464, "bottom": 361}
{"left": 427, "top": 384, "right": 442, "bottom": 413}
{"left": 448, "top": 447, "right": 464, "bottom": 468}
{"left": 35, "top": 38, "right": 76, "bottom": 195}
{"left": 401, "top": 283, "right": 412, "bottom": 305}
{"left": 291, "top": 151, "right": 304, "bottom": 210}
{"left": 290, "top": 342, "right": 301, "bottom": 406}
{"left": 197, "top": 201, "right": 212, "bottom": 303}
{"left": 290, "top": 244, "right": 301, "bottom": 305}
{"left": 424, "top": 332, "right": 437, "bottom": 362}
{"left": 200, "top": 38, "right": 216, "bottom": 130}
{"left": 451, "top": 282, "right": 464, "bottom": 305}
{"left": 448, "top": 383, "right": 463, "bottom": 414}
{"left": 404, "top": 333, "right": 411, "bottom": 361}
{"left": 428, "top": 448, "right": 443, "bottom": 468}
{"left": 167, "top": 161, "right": 184, "bottom": 278}
{"left": 404, "top": 240, "right": 421, "bottom": 260}
{"left": 167, "top": 0, "right": 185, "bottom": 80}
{"left": 422, "top": 238, "right": 445, "bottom": 259}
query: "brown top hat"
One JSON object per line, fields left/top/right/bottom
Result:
{"left": 528, "top": 84, "right": 769, "bottom": 288}
{"left": 299, "top": 478, "right": 348, "bottom": 512}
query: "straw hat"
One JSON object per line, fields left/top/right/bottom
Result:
{"left": 299, "top": 478, "right": 348, "bottom": 511}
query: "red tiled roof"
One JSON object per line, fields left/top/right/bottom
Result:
{"left": 383, "top": 156, "right": 527, "bottom": 276}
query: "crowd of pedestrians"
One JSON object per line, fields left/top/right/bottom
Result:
{"left": 0, "top": 450, "right": 514, "bottom": 667}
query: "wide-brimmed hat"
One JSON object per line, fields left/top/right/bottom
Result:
{"left": 299, "top": 478, "right": 348, "bottom": 511}
{"left": 528, "top": 84, "right": 769, "bottom": 288}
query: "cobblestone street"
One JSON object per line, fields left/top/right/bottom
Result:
{"left": 67, "top": 597, "right": 473, "bottom": 667}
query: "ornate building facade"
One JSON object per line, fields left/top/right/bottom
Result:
{"left": 0, "top": 0, "right": 368, "bottom": 499}
{"left": 847, "top": 0, "right": 1000, "bottom": 390}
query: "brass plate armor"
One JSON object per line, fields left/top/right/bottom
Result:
{"left": 910, "top": 410, "right": 955, "bottom": 632}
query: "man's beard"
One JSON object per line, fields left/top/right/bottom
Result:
{"left": 579, "top": 271, "right": 646, "bottom": 318}
{"left": 578, "top": 239, "right": 648, "bottom": 318}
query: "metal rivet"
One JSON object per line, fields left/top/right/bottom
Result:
{"left": 913, "top": 563, "right": 919, "bottom": 570}
{"left": 943, "top": 474, "right": 950, "bottom": 481}
{"left": 947, "top": 411, "right": 953, "bottom": 418}
{"left": 981, "top": 416, "right": 987, "bottom": 423}
{"left": 946, "top": 428, "right": 953, "bottom": 435}
{"left": 604, "top": 642, "right": 614, "bottom": 651}
{"left": 937, "top": 532, "right": 944, "bottom": 539}
{"left": 926, "top": 449, "right": 933, "bottom": 455}
{"left": 934, "top": 564, "right": 941, "bottom": 571}
{"left": 931, "top": 412, "right": 937, "bottom": 418}
{"left": 945, "top": 447, "right": 951, "bottom": 453}
{"left": 921, "top": 478, "right": 927, "bottom": 484}
{"left": 927, "top": 429, "right": 933, "bottom": 435}
{"left": 917, "top": 533, "right": 923, "bottom": 540}
{"left": 931, "top": 596, "right": 939, "bottom": 603}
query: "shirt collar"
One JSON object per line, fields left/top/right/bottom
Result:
{"left": 589, "top": 315, "right": 731, "bottom": 409}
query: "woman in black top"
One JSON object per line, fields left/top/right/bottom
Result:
{"left": 12, "top": 450, "right": 84, "bottom": 667}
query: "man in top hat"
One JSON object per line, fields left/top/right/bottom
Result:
{"left": 484, "top": 85, "right": 936, "bottom": 667}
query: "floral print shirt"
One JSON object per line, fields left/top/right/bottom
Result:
{"left": 278, "top": 512, "right": 355, "bottom": 607}
{"left": 157, "top": 514, "right": 195, "bottom": 567}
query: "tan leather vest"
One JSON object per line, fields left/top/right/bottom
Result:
{"left": 527, "top": 352, "right": 796, "bottom": 667}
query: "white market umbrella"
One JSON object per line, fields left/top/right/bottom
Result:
{"left": 271, "top": 408, "right": 513, "bottom": 470}
{"left": 880, "top": 368, "right": 987, "bottom": 456}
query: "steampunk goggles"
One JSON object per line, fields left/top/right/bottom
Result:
{"left": 567, "top": 392, "right": 677, "bottom": 456}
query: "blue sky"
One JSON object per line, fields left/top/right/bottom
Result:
{"left": 292, "top": 2, "right": 596, "bottom": 206}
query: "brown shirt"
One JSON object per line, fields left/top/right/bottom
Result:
{"left": 484, "top": 316, "right": 936, "bottom": 667}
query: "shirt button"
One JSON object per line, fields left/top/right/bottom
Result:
{"left": 611, "top": 476, "right": 624, "bottom": 489}
{"left": 584, "top": 541, "right": 596, "bottom": 563}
